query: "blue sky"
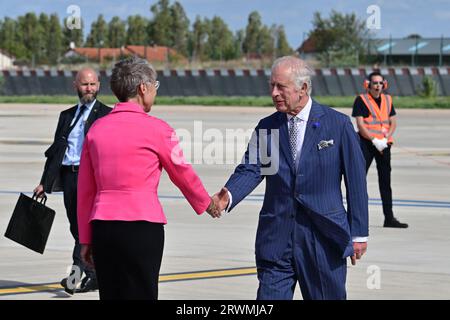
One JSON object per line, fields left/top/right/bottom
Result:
{"left": 0, "top": 0, "right": 449, "bottom": 48}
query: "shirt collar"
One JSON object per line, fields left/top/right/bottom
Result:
{"left": 111, "top": 101, "right": 147, "bottom": 114}
{"left": 287, "top": 96, "right": 312, "bottom": 122}
{"left": 78, "top": 99, "right": 96, "bottom": 113}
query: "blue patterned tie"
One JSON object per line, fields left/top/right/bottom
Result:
{"left": 289, "top": 117, "right": 300, "bottom": 161}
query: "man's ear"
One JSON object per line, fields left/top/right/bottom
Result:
{"left": 300, "top": 82, "right": 308, "bottom": 96}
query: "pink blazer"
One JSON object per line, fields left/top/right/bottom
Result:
{"left": 77, "top": 102, "right": 211, "bottom": 244}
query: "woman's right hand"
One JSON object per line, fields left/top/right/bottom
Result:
{"left": 206, "top": 197, "right": 221, "bottom": 218}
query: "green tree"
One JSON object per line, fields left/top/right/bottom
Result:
{"left": 0, "top": 18, "right": 26, "bottom": 59}
{"left": 86, "top": 14, "right": 108, "bottom": 47}
{"left": 257, "top": 25, "right": 274, "bottom": 57}
{"left": 275, "top": 25, "right": 292, "bottom": 57}
{"left": 148, "top": 0, "right": 190, "bottom": 55}
{"left": 1, "top": 13, "right": 64, "bottom": 65}
{"left": 149, "top": 0, "right": 172, "bottom": 46}
{"left": 406, "top": 34, "right": 422, "bottom": 39}
{"left": 170, "top": 1, "right": 190, "bottom": 56}
{"left": 189, "top": 16, "right": 210, "bottom": 61}
{"left": 419, "top": 76, "right": 437, "bottom": 98}
{"left": 46, "top": 14, "right": 63, "bottom": 64}
{"left": 63, "top": 16, "right": 84, "bottom": 49}
{"left": 18, "top": 13, "right": 43, "bottom": 64}
{"left": 309, "top": 10, "right": 368, "bottom": 67}
{"left": 233, "top": 29, "right": 245, "bottom": 59}
{"left": 206, "top": 16, "right": 235, "bottom": 60}
{"left": 243, "top": 11, "right": 262, "bottom": 56}
{"left": 108, "top": 16, "right": 126, "bottom": 48}
{"left": 0, "top": 74, "right": 4, "bottom": 94}
{"left": 126, "top": 15, "right": 149, "bottom": 45}
{"left": 38, "top": 13, "right": 50, "bottom": 64}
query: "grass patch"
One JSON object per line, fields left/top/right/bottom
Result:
{"left": 156, "top": 96, "right": 274, "bottom": 106}
{"left": 318, "top": 96, "right": 450, "bottom": 109}
{"left": 0, "top": 95, "right": 273, "bottom": 106}
{"left": 0, "top": 95, "right": 449, "bottom": 109}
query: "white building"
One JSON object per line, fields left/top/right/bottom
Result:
{"left": 0, "top": 49, "right": 15, "bottom": 69}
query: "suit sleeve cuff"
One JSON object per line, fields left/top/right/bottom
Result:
{"left": 352, "top": 236, "right": 368, "bottom": 242}
{"left": 224, "top": 191, "right": 232, "bottom": 213}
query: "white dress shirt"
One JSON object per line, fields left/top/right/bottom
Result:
{"left": 62, "top": 100, "right": 96, "bottom": 166}
{"left": 287, "top": 96, "right": 312, "bottom": 167}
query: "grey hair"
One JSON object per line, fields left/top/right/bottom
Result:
{"left": 110, "top": 56, "right": 157, "bottom": 102}
{"left": 271, "top": 56, "right": 314, "bottom": 95}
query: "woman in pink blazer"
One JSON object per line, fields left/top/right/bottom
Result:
{"left": 77, "top": 57, "right": 218, "bottom": 300}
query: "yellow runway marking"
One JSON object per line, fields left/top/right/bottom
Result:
{"left": 0, "top": 267, "right": 257, "bottom": 296}
{"left": 160, "top": 267, "right": 257, "bottom": 282}
{"left": 0, "top": 284, "right": 63, "bottom": 295}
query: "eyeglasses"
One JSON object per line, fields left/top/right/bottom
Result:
{"left": 145, "top": 81, "right": 160, "bottom": 90}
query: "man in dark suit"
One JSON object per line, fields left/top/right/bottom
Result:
{"left": 213, "top": 56, "right": 369, "bottom": 300}
{"left": 34, "top": 67, "right": 111, "bottom": 294}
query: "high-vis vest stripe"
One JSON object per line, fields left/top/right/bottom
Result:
{"left": 359, "top": 93, "right": 394, "bottom": 144}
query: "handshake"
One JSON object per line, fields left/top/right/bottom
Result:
{"left": 372, "top": 137, "right": 388, "bottom": 153}
{"left": 206, "top": 187, "right": 230, "bottom": 218}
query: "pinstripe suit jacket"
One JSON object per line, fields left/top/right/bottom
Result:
{"left": 225, "top": 100, "right": 369, "bottom": 262}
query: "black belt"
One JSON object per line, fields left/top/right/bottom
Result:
{"left": 62, "top": 165, "right": 79, "bottom": 173}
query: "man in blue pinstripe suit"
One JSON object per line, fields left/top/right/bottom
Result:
{"left": 213, "top": 56, "right": 369, "bottom": 300}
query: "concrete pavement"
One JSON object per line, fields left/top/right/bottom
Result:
{"left": 0, "top": 104, "right": 449, "bottom": 300}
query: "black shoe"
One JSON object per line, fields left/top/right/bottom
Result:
{"left": 384, "top": 217, "right": 408, "bottom": 228}
{"left": 60, "top": 277, "right": 76, "bottom": 295}
{"left": 76, "top": 276, "right": 99, "bottom": 293}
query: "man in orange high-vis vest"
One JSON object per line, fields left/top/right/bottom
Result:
{"left": 352, "top": 71, "right": 408, "bottom": 228}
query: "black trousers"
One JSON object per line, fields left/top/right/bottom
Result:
{"left": 91, "top": 220, "right": 164, "bottom": 300}
{"left": 359, "top": 137, "right": 393, "bottom": 220}
{"left": 61, "top": 166, "right": 96, "bottom": 278}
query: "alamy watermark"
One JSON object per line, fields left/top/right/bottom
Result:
{"left": 366, "top": 265, "right": 381, "bottom": 289}
{"left": 66, "top": 5, "right": 82, "bottom": 30}
{"left": 171, "top": 121, "right": 280, "bottom": 176}
{"left": 366, "top": 5, "right": 381, "bottom": 30}
{"left": 65, "top": 265, "right": 82, "bottom": 290}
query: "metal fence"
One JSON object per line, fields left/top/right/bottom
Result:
{"left": 1, "top": 67, "right": 449, "bottom": 96}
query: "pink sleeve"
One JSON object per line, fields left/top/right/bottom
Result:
{"left": 157, "top": 125, "right": 210, "bottom": 214}
{"left": 77, "top": 136, "right": 97, "bottom": 244}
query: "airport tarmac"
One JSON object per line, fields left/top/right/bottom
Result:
{"left": 0, "top": 103, "right": 449, "bottom": 300}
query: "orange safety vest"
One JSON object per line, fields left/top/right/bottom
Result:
{"left": 359, "top": 93, "right": 394, "bottom": 144}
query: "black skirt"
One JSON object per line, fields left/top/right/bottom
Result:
{"left": 91, "top": 220, "right": 164, "bottom": 300}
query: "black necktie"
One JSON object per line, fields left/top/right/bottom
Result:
{"left": 69, "top": 105, "right": 87, "bottom": 133}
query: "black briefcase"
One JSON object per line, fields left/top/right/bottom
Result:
{"left": 4, "top": 193, "right": 55, "bottom": 254}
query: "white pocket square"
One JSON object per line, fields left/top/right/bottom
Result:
{"left": 317, "top": 139, "right": 334, "bottom": 150}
